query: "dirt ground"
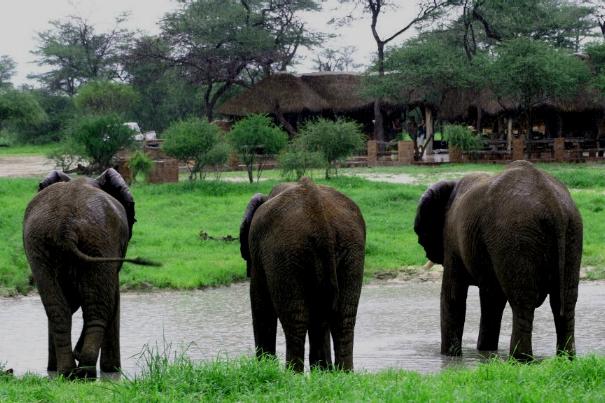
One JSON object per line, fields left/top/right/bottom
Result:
{"left": 0, "top": 156, "right": 55, "bottom": 178}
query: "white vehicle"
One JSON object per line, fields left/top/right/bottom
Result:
{"left": 123, "top": 122, "right": 157, "bottom": 141}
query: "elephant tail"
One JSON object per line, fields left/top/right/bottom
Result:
{"left": 300, "top": 177, "right": 339, "bottom": 312}
{"left": 68, "top": 242, "right": 161, "bottom": 267}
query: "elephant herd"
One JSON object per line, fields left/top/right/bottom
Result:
{"left": 21, "top": 160, "right": 582, "bottom": 378}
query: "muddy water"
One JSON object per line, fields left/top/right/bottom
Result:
{"left": 1, "top": 282, "right": 603, "bottom": 376}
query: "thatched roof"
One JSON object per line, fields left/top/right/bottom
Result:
{"left": 218, "top": 72, "right": 372, "bottom": 117}
{"left": 219, "top": 71, "right": 605, "bottom": 120}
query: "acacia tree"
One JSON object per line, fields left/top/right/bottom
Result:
{"left": 144, "top": 0, "right": 321, "bottom": 122}
{"left": 337, "top": 0, "right": 457, "bottom": 142}
{"left": 367, "top": 33, "right": 482, "bottom": 159}
{"left": 489, "top": 38, "right": 591, "bottom": 135}
{"left": 313, "top": 46, "right": 361, "bottom": 72}
{"left": 31, "top": 14, "right": 133, "bottom": 95}
{"left": 0, "top": 55, "right": 16, "bottom": 89}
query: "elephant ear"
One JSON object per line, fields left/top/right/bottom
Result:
{"left": 96, "top": 168, "right": 136, "bottom": 239}
{"left": 38, "top": 171, "right": 71, "bottom": 192}
{"left": 414, "top": 180, "right": 456, "bottom": 264}
{"left": 240, "top": 193, "right": 267, "bottom": 277}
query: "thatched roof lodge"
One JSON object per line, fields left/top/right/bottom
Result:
{"left": 219, "top": 72, "right": 605, "bottom": 141}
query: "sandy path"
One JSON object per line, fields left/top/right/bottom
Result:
{"left": 0, "top": 156, "right": 55, "bottom": 178}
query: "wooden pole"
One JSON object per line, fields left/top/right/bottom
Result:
{"left": 507, "top": 117, "right": 513, "bottom": 153}
{"left": 425, "top": 108, "right": 434, "bottom": 155}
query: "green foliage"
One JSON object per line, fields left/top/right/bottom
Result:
{"left": 279, "top": 141, "right": 324, "bottom": 180}
{"left": 30, "top": 15, "right": 132, "bottom": 95}
{"left": 202, "top": 141, "right": 231, "bottom": 179}
{"left": 444, "top": 124, "right": 481, "bottom": 152}
{"left": 0, "top": 55, "right": 16, "bottom": 89}
{"left": 297, "top": 118, "right": 365, "bottom": 179}
{"left": 47, "top": 137, "right": 85, "bottom": 172}
{"left": 367, "top": 33, "right": 482, "bottom": 106}
{"left": 162, "top": 118, "right": 221, "bottom": 180}
{"left": 74, "top": 80, "right": 139, "bottom": 117}
{"left": 228, "top": 114, "right": 288, "bottom": 183}
{"left": 128, "top": 150, "right": 154, "bottom": 183}
{"left": 69, "top": 114, "right": 134, "bottom": 172}
{"left": 489, "top": 38, "right": 591, "bottom": 110}
{"left": 0, "top": 90, "right": 47, "bottom": 129}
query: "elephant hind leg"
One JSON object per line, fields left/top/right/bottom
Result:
{"left": 308, "top": 314, "right": 332, "bottom": 370}
{"left": 477, "top": 285, "right": 507, "bottom": 351}
{"left": 281, "top": 309, "right": 308, "bottom": 373}
{"left": 509, "top": 306, "right": 535, "bottom": 361}
{"left": 549, "top": 294, "right": 576, "bottom": 357}
{"left": 100, "top": 288, "right": 121, "bottom": 373}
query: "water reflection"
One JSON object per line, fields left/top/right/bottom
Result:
{"left": 1, "top": 281, "right": 603, "bottom": 376}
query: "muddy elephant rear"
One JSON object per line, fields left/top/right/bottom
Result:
{"left": 240, "top": 177, "right": 365, "bottom": 371}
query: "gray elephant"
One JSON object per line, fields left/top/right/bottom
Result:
{"left": 414, "top": 160, "right": 582, "bottom": 360}
{"left": 239, "top": 177, "right": 366, "bottom": 372}
{"left": 23, "top": 169, "right": 158, "bottom": 378}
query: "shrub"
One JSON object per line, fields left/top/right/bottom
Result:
{"left": 128, "top": 150, "right": 154, "bottom": 183}
{"left": 444, "top": 124, "right": 481, "bottom": 152}
{"left": 279, "top": 141, "right": 323, "bottom": 180}
{"left": 69, "top": 114, "right": 134, "bottom": 172}
{"left": 228, "top": 114, "right": 287, "bottom": 183}
{"left": 74, "top": 80, "right": 139, "bottom": 118}
{"left": 162, "top": 118, "right": 220, "bottom": 180}
{"left": 47, "top": 137, "right": 85, "bottom": 172}
{"left": 202, "top": 141, "right": 230, "bottom": 180}
{"left": 297, "top": 118, "right": 365, "bottom": 179}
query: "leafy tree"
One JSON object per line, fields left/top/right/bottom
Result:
{"left": 297, "top": 118, "right": 364, "bottom": 179}
{"left": 122, "top": 36, "right": 204, "bottom": 132}
{"left": 162, "top": 117, "right": 221, "bottom": 180}
{"left": 336, "top": 0, "right": 458, "bottom": 141}
{"left": 202, "top": 141, "right": 231, "bottom": 179}
{"left": 128, "top": 150, "right": 154, "bottom": 183}
{"left": 69, "top": 114, "right": 134, "bottom": 172}
{"left": 367, "top": 33, "right": 482, "bottom": 159}
{"left": 31, "top": 14, "right": 133, "bottom": 95}
{"left": 143, "top": 0, "right": 321, "bottom": 121}
{"left": 488, "top": 38, "right": 591, "bottom": 134}
{"left": 586, "top": 41, "right": 605, "bottom": 91}
{"left": 444, "top": 124, "right": 481, "bottom": 152}
{"left": 74, "top": 80, "right": 139, "bottom": 117}
{"left": 228, "top": 114, "right": 287, "bottom": 183}
{"left": 0, "top": 55, "right": 16, "bottom": 89}
{"left": 279, "top": 140, "right": 323, "bottom": 180}
{"left": 0, "top": 90, "right": 48, "bottom": 132}
{"left": 313, "top": 46, "right": 361, "bottom": 72}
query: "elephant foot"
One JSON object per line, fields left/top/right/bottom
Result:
{"left": 67, "top": 366, "right": 97, "bottom": 380}
{"left": 100, "top": 363, "right": 121, "bottom": 373}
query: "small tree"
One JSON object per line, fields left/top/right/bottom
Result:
{"left": 298, "top": 118, "right": 365, "bottom": 179}
{"left": 279, "top": 140, "right": 323, "bottom": 180}
{"left": 74, "top": 80, "right": 139, "bottom": 117}
{"left": 162, "top": 117, "right": 220, "bottom": 180}
{"left": 128, "top": 150, "right": 153, "bottom": 183}
{"left": 202, "top": 141, "right": 230, "bottom": 180}
{"left": 228, "top": 114, "right": 287, "bottom": 183}
{"left": 69, "top": 114, "right": 134, "bottom": 172}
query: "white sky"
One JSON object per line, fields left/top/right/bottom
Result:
{"left": 0, "top": 0, "right": 423, "bottom": 86}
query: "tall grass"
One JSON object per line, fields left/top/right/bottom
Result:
{"left": 0, "top": 353, "right": 603, "bottom": 402}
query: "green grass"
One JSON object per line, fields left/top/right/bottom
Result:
{"left": 1, "top": 354, "right": 604, "bottom": 402}
{"left": 0, "top": 143, "right": 59, "bottom": 156}
{"left": 2, "top": 164, "right": 605, "bottom": 294}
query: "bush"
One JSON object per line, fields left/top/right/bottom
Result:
{"left": 74, "top": 80, "right": 139, "bottom": 118}
{"left": 444, "top": 124, "right": 481, "bottom": 152}
{"left": 279, "top": 141, "right": 323, "bottom": 180}
{"left": 162, "top": 118, "right": 221, "bottom": 180}
{"left": 228, "top": 114, "right": 287, "bottom": 183}
{"left": 47, "top": 137, "right": 85, "bottom": 172}
{"left": 69, "top": 114, "right": 134, "bottom": 172}
{"left": 128, "top": 150, "right": 154, "bottom": 183}
{"left": 297, "top": 118, "right": 365, "bottom": 179}
{"left": 202, "top": 141, "right": 230, "bottom": 180}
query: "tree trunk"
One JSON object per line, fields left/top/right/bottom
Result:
{"left": 425, "top": 108, "right": 434, "bottom": 155}
{"left": 373, "top": 99, "right": 385, "bottom": 142}
{"left": 274, "top": 107, "right": 297, "bottom": 137}
{"left": 476, "top": 107, "right": 482, "bottom": 133}
{"left": 507, "top": 117, "right": 513, "bottom": 152}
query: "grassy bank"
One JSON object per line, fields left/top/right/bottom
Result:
{"left": 1, "top": 164, "right": 605, "bottom": 294}
{"left": 0, "top": 143, "right": 58, "bottom": 156}
{"left": 1, "top": 355, "right": 604, "bottom": 402}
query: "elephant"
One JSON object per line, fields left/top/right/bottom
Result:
{"left": 239, "top": 177, "right": 366, "bottom": 372}
{"left": 23, "top": 169, "right": 158, "bottom": 378}
{"left": 414, "top": 160, "right": 582, "bottom": 360}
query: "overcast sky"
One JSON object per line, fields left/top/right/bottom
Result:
{"left": 0, "top": 0, "right": 422, "bottom": 86}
